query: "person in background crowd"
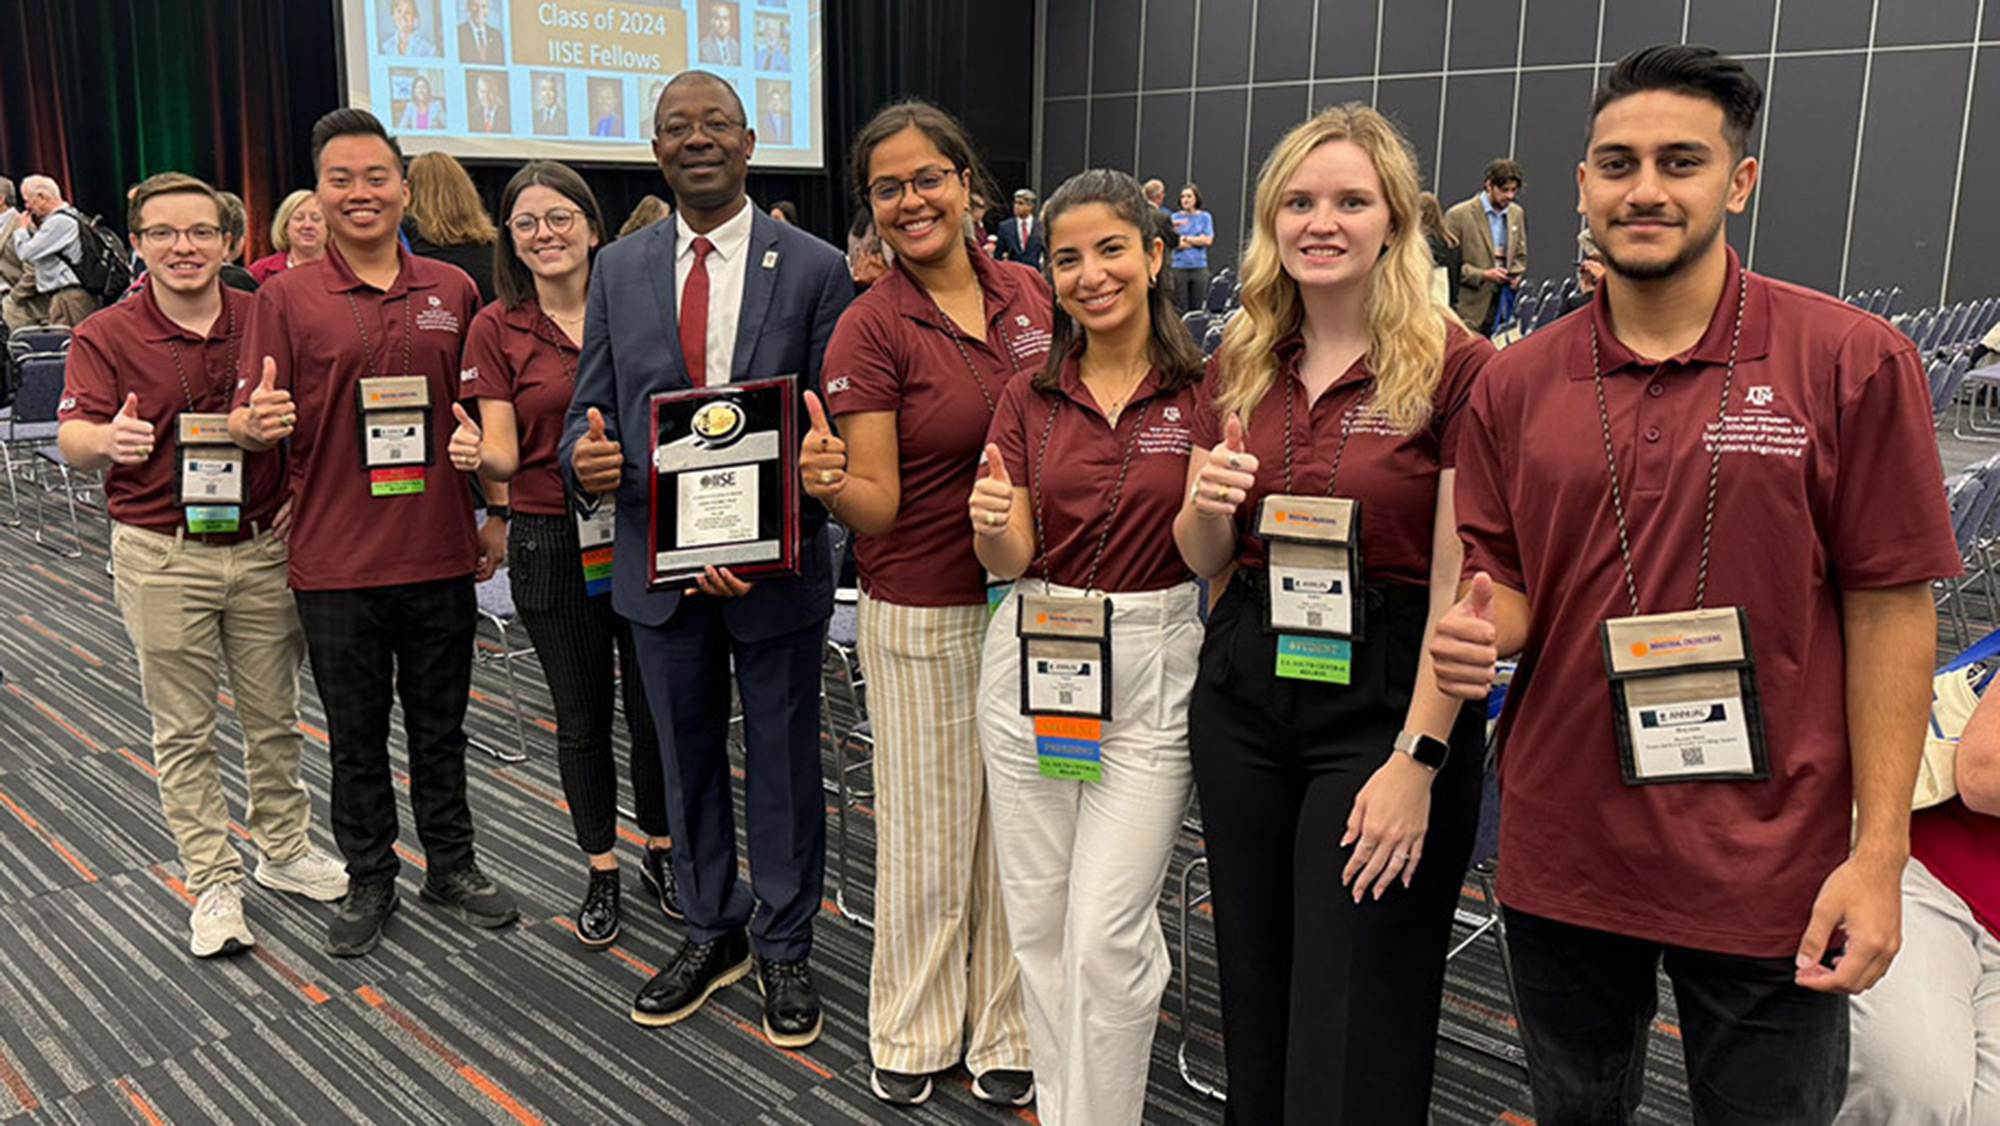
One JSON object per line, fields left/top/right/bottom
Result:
{"left": 10, "top": 174, "right": 100, "bottom": 327}
{"left": 1560, "top": 227, "right": 1606, "bottom": 316}
{"left": 214, "top": 191, "right": 260, "bottom": 294}
{"left": 1431, "top": 45, "right": 1958, "bottom": 1124}
{"left": 1443, "top": 158, "right": 1527, "bottom": 334}
{"left": 993, "top": 188, "right": 1044, "bottom": 272}
{"left": 404, "top": 150, "right": 498, "bottom": 302}
{"left": 1169, "top": 183, "right": 1214, "bottom": 312}
{"left": 1172, "top": 104, "right": 1494, "bottom": 1124}
{"left": 229, "top": 107, "right": 517, "bottom": 959}
{"left": 969, "top": 168, "right": 1204, "bottom": 1126}
{"left": 451, "top": 161, "right": 679, "bottom": 948}
{"left": 1417, "top": 190, "right": 1459, "bottom": 309}
{"left": 248, "top": 190, "right": 328, "bottom": 283}
{"left": 846, "top": 207, "right": 891, "bottom": 291}
{"left": 801, "top": 99, "right": 1043, "bottom": 1109}
{"left": 58, "top": 171, "right": 348, "bottom": 959}
{"left": 617, "top": 194, "right": 671, "bottom": 240}
{"left": 0, "top": 176, "right": 18, "bottom": 234}
{"left": 769, "top": 199, "right": 799, "bottom": 226}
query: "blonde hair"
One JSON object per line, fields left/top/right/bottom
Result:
{"left": 269, "top": 190, "right": 314, "bottom": 252}
{"left": 406, "top": 151, "right": 498, "bottom": 247}
{"left": 1215, "top": 104, "right": 1449, "bottom": 434}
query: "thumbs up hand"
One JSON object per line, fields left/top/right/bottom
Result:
{"left": 108, "top": 392, "right": 154, "bottom": 465}
{"left": 799, "top": 390, "right": 849, "bottom": 501}
{"left": 573, "top": 406, "right": 623, "bottom": 495}
{"left": 1190, "top": 411, "right": 1258, "bottom": 519}
{"left": 449, "top": 403, "right": 484, "bottom": 472}
{"left": 246, "top": 357, "right": 296, "bottom": 444}
{"left": 1431, "top": 571, "right": 1501, "bottom": 700}
{"left": 968, "top": 442, "right": 1015, "bottom": 538}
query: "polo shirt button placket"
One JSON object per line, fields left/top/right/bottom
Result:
{"left": 1645, "top": 425, "right": 1662, "bottom": 442}
{"left": 1648, "top": 381, "right": 1665, "bottom": 397}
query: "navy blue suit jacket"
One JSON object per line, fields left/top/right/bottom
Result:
{"left": 560, "top": 207, "right": 853, "bottom": 637}
{"left": 995, "top": 216, "right": 1045, "bottom": 272}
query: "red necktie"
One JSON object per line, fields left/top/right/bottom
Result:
{"left": 680, "top": 236, "right": 714, "bottom": 387}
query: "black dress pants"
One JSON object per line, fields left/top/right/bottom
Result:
{"left": 295, "top": 576, "right": 479, "bottom": 884}
{"left": 1188, "top": 575, "right": 1483, "bottom": 1125}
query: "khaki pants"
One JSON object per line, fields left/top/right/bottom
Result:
{"left": 112, "top": 523, "right": 311, "bottom": 892}
{"left": 857, "top": 592, "right": 1030, "bottom": 1075}
{"left": 6, "top": 285, "right": 97, "bottom": 329}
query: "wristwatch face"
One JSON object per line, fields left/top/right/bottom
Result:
{"left": 1400, "top": 732, "right": 1450, "bottom": 770}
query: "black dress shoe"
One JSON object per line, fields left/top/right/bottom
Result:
{"left": 575, "top": 868, "right": 621, "bottom": 949}
{"left": 326, "top": 879, "right": 398, "bottom": 958}
{"left": 756, "top": 956, "right": 822, "bottom": 1048}
{"left": 630, "top": 928, "right": 751, "bottom": 1027}
{"left": 638, "top": 846, "right": 685, "bottom": 922}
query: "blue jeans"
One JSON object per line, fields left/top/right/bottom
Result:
{"left": 1504, "top": 906, "right": 1849, "bottom": 1125}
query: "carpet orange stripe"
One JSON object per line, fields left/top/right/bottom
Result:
{"left": 1654, "top": 1019, "right": 1681, "bottom": 1039}
{"left": 116, "top": 747, "right": 157, "bottom": 776}
{"left": 15, "top": 614, "right": 102, "bottom": 666}
{"left": 393, "top": 844, "right": 427, "bottom": 870}
{"left": 28, "top": 563, "right": 105, "bottom": 604}
{"left": 153, "top": 867, "right": 333, "bottom": 1004}
{"left": 466, "top": 688, "right": 557, "bottom": 732}
{"left": 0, "top": 1044, "right": 38, "bottom": 1112}
{"left": 114, "top": 1079, "right": 166, "bottom": 1126}
{"left": 0, "top": 787, "right": 96, "bottom": 882}
{"left": 358, "top": 986, "right": 544, "bottom": 1125}
{"left": 485, "top": 771, "right": 649, "bottom": 847}
{"left": 6, "top": 683, "right": 104, "bottom": 751}
{"left": 1500, "top": 1111, "right": 1537, "bottom": 1125}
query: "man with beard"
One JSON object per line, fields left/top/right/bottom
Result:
{"left": 1429, "top": 44, "right": 1958, "bottom": 1125}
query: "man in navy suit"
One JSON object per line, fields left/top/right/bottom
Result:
{"left": 994, "top": 187, "right": 1044, "bottom": 271}
{"left": 561, "top": 70, "right": 850, "bottom": 1050}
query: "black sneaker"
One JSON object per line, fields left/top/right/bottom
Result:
{"left": 869, "top": 1068, "right": 933, "bottom": 1107}
{"left": 326, "top": 879, "right": 398, "bottom": 958}
{"left": 755, "top": 956, "right": 822, "bottom": 1048}
{"left": 418, "top": 860, "right": 520, "bottom": 929}
{"left": 638, "top": 846, "right": 685, "bottom": 922}
{"left": 575, "top": 868, "right": 621, "bottom": 949}
{"left": 630, "top": 928, "right": 751, "bottom": 1027}
{"left": 971, "top": 1069, "right": 1035, "bottom": 1107}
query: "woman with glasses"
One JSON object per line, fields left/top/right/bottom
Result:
{"left": 800, "top": 100, "right": 1047, "bottom": 1109}
{"left": 448, "top": 161, "right": 677, "bottom": 949}
{"left": 967, "top": 168, "right": 1204, "bottom": 1126}
{"left": 248, "top": 190, "right": 327, "bottom": 283}
{"left": 1171, "top": 105, "right": 1493, "bottom": 1123}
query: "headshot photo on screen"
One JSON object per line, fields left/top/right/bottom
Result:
{"left": 754, "top": 14, "right": 790, "bottom": 71}
{"left": 457, "top": 0, "right": 506, "bottom": 64}
{"left": 393, "top": 69, "right": 449, "bottom": 130}
{"left": 645, "top": 79, "right": 667, "bottom": 124}
{"left": 756, "top": 78, "right": 791, "bottom": 145}
{"left": 698, "top": 1, "right": 741, "bottom": 65}
{"left": 589, "top": 78, "right": 625, "bottom": 138}
{"left": 465, "top": 69, "right": 510, "bottom": 133}
{"left": 530, "top": 70, "right": 568, "bottom": 136}
{"left": 379, "top": 0, "right": 441, "bottom": 57}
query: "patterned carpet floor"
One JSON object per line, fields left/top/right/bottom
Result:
{"left": 0, "top": 488, "right": 1703, "bottom": 1125}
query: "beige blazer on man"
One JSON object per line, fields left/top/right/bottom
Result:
{"left": 1443, "top": 193, "right": 1527, "bottom": 330}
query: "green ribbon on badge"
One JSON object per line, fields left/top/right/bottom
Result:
{"left": 185, "top": 505, "right": 241, "bottom": 534}
{"left": 1275, "top": 634, "right": 1352, "bottom": 684}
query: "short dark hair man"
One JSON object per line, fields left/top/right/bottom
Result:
{"left": 229, "top": 107, "right": 517, "bottom": 958}
{"left": 1443, "top": 157, "right": 1527, "bottom": 333}
{"left": 1431, "top": 45, "right": 1958, "bottom": 1123}
{"left": 561, "top": 70, "right": 850, "bottom": 1050}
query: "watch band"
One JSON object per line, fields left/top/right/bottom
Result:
{"left": 1394, "top": 730, "right": 1450, "bottom": 771}
{"left": 485, "top": 504, "right": 511, "bottom": 520}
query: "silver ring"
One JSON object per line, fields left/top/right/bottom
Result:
{"left": 818, "top": 469, "right": 835, "bottom": 485}
{"left": 1392, "top": 853, "right": 1410, "bottom": 863}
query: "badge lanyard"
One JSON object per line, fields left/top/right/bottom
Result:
{"left": 1015, "top": 392, "right": 1148, "bottom": 782}
{"left": 1260, "top": 376, "right": 1368, "bottom": 684}
{"left": 1592, "top": 271, "right": 1769, "bottom": 785}
{"left": 167, "top": 301, "right": 246, "bottom": 534}
{"left": 926, "top": 287, "right": 1020, "bottom": 611}
{"left": 537, "top": 311, "right": 613, "bottom": 596}
{"left": 348, "top": 290, "right": 430, "bottom": 496}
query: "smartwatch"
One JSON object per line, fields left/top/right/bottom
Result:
{"left": 1394, "top": 730, "right": 1450, "bottom": 772}
{"left": 485, "top": 504, "right": 512, "bottom": 521}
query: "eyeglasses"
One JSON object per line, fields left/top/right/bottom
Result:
{"left": 509, "top": 208, "right": 580, "bottom": 238}
{"left": 656, "top": 115, "right": 745, "bottom": 143}
{"left": 867, "top": 166, "right": 960, "bottom": 207}
{"left": 137, "top": 225, "right": 224, "bottom": 247}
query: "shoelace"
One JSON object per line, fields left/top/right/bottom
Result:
{"left": 764, "top": 959, "right": 812, "bottom": 985}
{"left": 197, "top": 884, "right": 241, "bottom": 916}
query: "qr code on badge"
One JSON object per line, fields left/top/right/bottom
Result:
{"left": 1680, "top": 745, "right": 1705, "bottom": 768}
{"left": 1306, "top": 610, "right": 1322, "bottom": 628}
{"left": 1058, "top": 689, "right": 1074, "bottom": 706}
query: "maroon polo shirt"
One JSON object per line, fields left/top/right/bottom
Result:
{"left": 1190, "top": 321, "right": 1492, "bottom": 586}
{"left": 460, "top": 299, "right": 576, "bottom": 517}
{"left": 823, "top": 247, "right": 1054, "bottom": 606}
{"left": 986, "top": 356, "right": 1199, "bottom": 593}
{"left": 1455, "top": 253, "right": 1961, "bottom": 957}
{"left": 1911, "top": 800, "right": 2000, "bottom": 943}
{"left": 236, "top": 244, "right": 482, "bottom": 591}
{"left": 61, "top": 284, "right": 283, "bottom": 529}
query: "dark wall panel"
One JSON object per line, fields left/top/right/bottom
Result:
{"left": 1253, "top": 0, "right": 1315, "bottom": 83}
{"left": 1775, "top": 0, "right": 1871, "bottom": 52}
{"left": 1045, "top": 0, "right": 1092, "bottom": 98}
{"left": 1512, "top": 67, "right": 1597, "bottom": 275}
{"left": 1311, "top": 80, "right": 1373, "bottom": 116}
{"left": 1314, "top": 4, "right": 1377, "bottom": 79}
{"left": 1191, "top": 88, "right": 1250, "bottom": 268}
{"left": 1449, "top": 0, "right": 1521, "bottom": 73}
{"left": 1753, "top": 54, "right": 1865, "bottom": 294}
{"left": 1686, "top": 0, "right": 1775, "bottom": 55}
{"left": 1521, "top": 0, "right": 1601, "bottom": 67}
{"left": 1847, "top": 49, "right": 1970, "bottom": 304}
{"left": 1141, "top": 0, "right": 1197, "bottom": 91}
{"left": 1137, "top": 91, "right": 1193, "bottom": 190}
{"left": 1948, "top": 47, "right": 2000, "bottom": 300}
{"left": 1041, "top": 99, "right": 1088, "bottom": 191}
{"left": 1087, "top": 94, "right": 1139, "bottom": 172}
{"left": 1875, "top": 0, "right": 1977, "bottom": 47}
{"left": 1601, "top": 2, "right": 1687, "bottom": 61}
{"left": 1196, "top": 0, "right": 1253, "bottom": 86}
{"left": 1438, "top": 74, "right": 1516, "bottom": 205}
{"left": 1092, "top": 0, "right": 1142, "bottom": 93}
{"left": 1378, "top": 0, "right": 1447, "bottom": 74}
{"left": 1376, "top": 76, "right": 1443, "bottom": 189}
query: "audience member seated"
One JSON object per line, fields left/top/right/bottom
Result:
{"left": 247, "top": 189, "right": 328, "bottom": 283}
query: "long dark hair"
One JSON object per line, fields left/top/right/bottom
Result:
{"left": 1032, "top": 169, "right": 1203, "bottom": 395}
{"left": 492, "top": 160, "right": 607, "bottom": 309}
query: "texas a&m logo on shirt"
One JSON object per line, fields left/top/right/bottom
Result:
{"left": 415, "top": 295, "right": 462, "bottom": 335}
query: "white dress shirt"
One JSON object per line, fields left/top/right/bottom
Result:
{"left": 674, "top": 200, "right": 755, "bottom": 386}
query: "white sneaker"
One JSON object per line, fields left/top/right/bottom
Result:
{"left": 255, "top": 846, "right": 350, "bottom": 902}
{"left": 189, "top": 880, "right": 255, "bottom": 958}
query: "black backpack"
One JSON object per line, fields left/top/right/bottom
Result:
{"left": 58, "top": 206, "right": 132, "bottom": 304}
